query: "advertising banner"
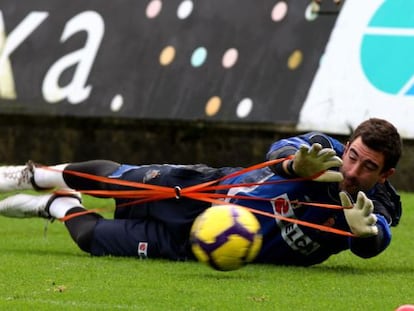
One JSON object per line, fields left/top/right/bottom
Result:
{"left": 0, "top": 0, "right": 337, "bottom": 123}
{"left": 299, "top": 0, "right": 414, "bottom": 138}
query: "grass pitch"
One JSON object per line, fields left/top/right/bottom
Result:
{"left": 0, "top": 192, "right": 413, "bottom": 310}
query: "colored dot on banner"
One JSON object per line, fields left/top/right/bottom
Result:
{"left": 191, "top": 47, "right": 207, "bottom": 67}
{"left": 305, "top": 3, "right": 319, "bottom": 21}
{"left": 159, "top": 46, "right": 176, "bottom": 66}
{"left": 287, "top": 50, "right": 303, "bottom": 69}
{"left": 110, "top": 94, "right": 124, "bottom": 112}
{"left": 236, "top": 98, "right": 253, "bottom": 118}
{"left": 222, "top": 48, "right": 239, "bottom": 68}
{"left": 205, "top": 96, "right": 222, "bottom": 116}
{"left": 271, "top": 1, "right": 288, "bottom": 22}
{"left": 177, "top": 0, "right": 194, "bottom": 19}
{"left": 146, "top": 0, "right": 162, "bottom": 19}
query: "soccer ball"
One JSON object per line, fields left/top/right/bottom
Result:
{"left": 190, "top": 204, "right": 262, "bottom": 271}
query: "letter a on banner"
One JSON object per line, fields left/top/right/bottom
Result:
{"left": 0, "top": 11, "right": 48, "bottom": 99}
{"left": 42, "top": 11, "right": 104, "bottom": 104}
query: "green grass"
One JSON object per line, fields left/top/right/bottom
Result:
{"left": 0, "top": 193, "right": 413, "bottom": 310}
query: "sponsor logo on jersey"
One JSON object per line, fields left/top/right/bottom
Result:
{"left": 271, "top": 194, "right": 320, "bottom": 255}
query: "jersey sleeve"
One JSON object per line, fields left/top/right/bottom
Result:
{"left": 370, "top": 181, "right": 402, "bottom": 227}
{"left": 266, "top": 132, "right": 345, "bottom": 176}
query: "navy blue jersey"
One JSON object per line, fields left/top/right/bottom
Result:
{"left": 218, "top": 166, "right": 390, "bottom": 266}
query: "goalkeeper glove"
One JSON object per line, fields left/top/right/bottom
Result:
{"left": 340, "top": 191, "right": 378, "bottom": 237}
{"left": 291, "top": 143, "right": 343, "bottom": 182}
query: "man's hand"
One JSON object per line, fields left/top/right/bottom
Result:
{"left": 313, "top": 170, "right": 344, "bottom": 182}
{"left": 292, "top": 143, "right": 343, "bottom": 181}
{"left": 340, "top": 191, "right": 378, "bottom": 237}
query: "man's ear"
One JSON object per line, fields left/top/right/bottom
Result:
{"left": 379, "top": 168, "right": 395, "bottom": 184}
{"left": 344, "top": 141, "right": 350, "bottom": 152}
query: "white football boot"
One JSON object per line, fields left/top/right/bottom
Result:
{"left": 0, "top": 161, "right": 40, "bottom": 192}
{"left": 0, "top": 160, "right": 52, "bottom": 192}
{"left": 0, "top": 192, "right": 81, "bottom": 219}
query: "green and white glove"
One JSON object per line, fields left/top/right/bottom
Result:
{"left": 340, "top": 191, "right": 378, "bottom": 237}
{"left": 292, "top": 143, "right": 343, "bottom": 182}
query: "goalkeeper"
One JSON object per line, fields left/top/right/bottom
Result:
{"left": 0, "top": 118, "right": 403, "bottom": 266}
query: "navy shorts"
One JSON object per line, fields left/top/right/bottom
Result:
{"left": 89, "top": 164, "right": 237, "bottom": 259}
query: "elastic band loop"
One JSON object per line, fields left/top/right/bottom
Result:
{"left": 174, "top": 186, "right": 181, "bottom": 199}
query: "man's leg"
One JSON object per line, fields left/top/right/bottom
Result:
{"left": 0, "top": 192, "right": 81, "bottom": 218}
{"left": 0, "top": 192, "right": 191, "bottom": 259}
{"left": 0, "top": 160, "right": 120, "bottom": 192}
{"left": 0, "top": 161, "right": 53, "bottom": 191}
{"left": 0, "top": 192, "right": 101, "bottom": 253}
{"left": 61, "top": 160, "right": 120, "bottom": 190}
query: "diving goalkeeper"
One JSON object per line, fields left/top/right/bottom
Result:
{"left": 0, "top": 118, "right": 402, "bottom": 266}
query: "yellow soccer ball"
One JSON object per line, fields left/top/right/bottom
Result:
{"left": 190, "top": 205, "right": 262, "bottom": 271}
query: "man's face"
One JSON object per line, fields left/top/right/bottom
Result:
{"left": 339, "top": 136, "right": 394, "bottom": 196}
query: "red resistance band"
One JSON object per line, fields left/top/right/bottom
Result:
{"left": 48, "top": 158, "right": 354, "bottom": 237}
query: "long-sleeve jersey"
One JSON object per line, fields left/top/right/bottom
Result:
{"left": 266, "top": 132, "right": 401, "bottom": 227}
{"left": 218, "top": 165, "right": 391, "bottom": 266}
{"left": 216, "top": 131, "right": 400, "bottom": 266}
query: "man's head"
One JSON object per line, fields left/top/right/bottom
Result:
{"left": 339, "top": 118, "right": 402, "bottom": 196}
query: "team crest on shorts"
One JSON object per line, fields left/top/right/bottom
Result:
{"left": 138, "top": 242, "right": 148, "bottom": 259}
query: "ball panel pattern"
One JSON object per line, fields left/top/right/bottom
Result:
{"left": 190, "top": 205, "right": 262, "bottom": 271}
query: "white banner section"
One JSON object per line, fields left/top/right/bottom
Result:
{"left": 298, "top": 0, "right": 414, "bottom": 139}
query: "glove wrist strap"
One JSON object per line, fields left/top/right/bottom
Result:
{"left": 287, "top": 160, "right": 298, "bottom": 177}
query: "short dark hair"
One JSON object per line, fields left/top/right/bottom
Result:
{"left": 349, "top": 118, "right": 402, "bottom": 172}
